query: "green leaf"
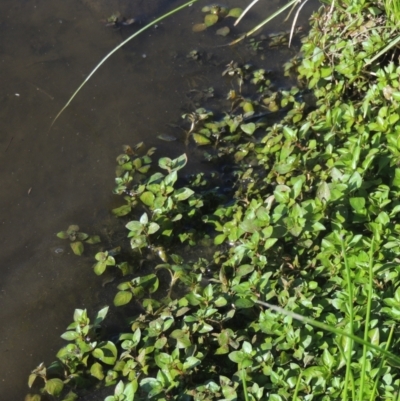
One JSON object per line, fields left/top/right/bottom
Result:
{"left": 70, "top": 241, "right": 84, "bottom": 256}
{"left": 61, "top": 392, "right": 78, "bottom": 401}
{"left": 94, "top": 307, "right": 109, "bottom": 325}
{"left": 112, "top": 204, "right": 132, "bottom": 216}
{"left": 214, "top": 233, "right": 227, "bottom": 245}
{"left": 227, "top": 7, "right": 242, "bottom": 18}
{"left": 349, "top": 197, "right": 365, "bottom": 212}
{"left": 322, "top": 348, "right": 334, "bottom": 369}
{"left": 204, "top": 13, "right": 219, "bottom": 27}
{"left": 44, "top": 378, "right": 64, "bottom": 396}
{"left": 264, "top": 238, "right": 278, "bottom": 250}
{"left": 159, "top": 157, "right": 172, "bottom": 171}
{"left": 140, "top": 213, "right": 149, "bottom": 225}
{"left": 90, "top": 362, "right": 104, "bottom": 380}
{"left": 368, "top": 327, "right": 380, "bottom": 346}
{"left": 147, "top": 222, "right": 160, "bottom": 235}
{"left": 170, "top": 329, "right": 191, "bottom": 348}
{"left": 28, "top": 374, "right": 38, "bottom": 388}
{"left": 193, "top": 133, "right": 211, "bottom": 145}
{"left": 242, "top": 341, "right": 252, "bottom": 354}
{"left": 123, "top": 381, "right": 137, "bottom": 401}
{"left": 126, "top": 220, "right": 143, "bottom": 232}
{"left": 114, "top": 291, "right": 133, "bottom": 306}
{"left": 56, "top": 231, "right": 69, "bottom": 239}
{"left": 86, "top": 235, "right": 101, "bottom": 244}
{"left": 94, "top": 261, "right": 107, "bottom": 275}
{"left": 183, "top": 356, "right": 201, "bottom": 371}
{"left": 140, "top": 378, "right": 163, "bottom": 396}
{"left": 24, "top": 395, "right": 41, "bottom": 401}
{"left": 93, "top": 341, "right": 118, "bottom": 365}
{"left": 240, "top": 122, "right": 256, "bottom": 135}
{"left": 60, "top": 331, "right": 79, "bottom": 341}
{"left": 193, "top": 22, "right": 207, "bottom": 32}
{"left": 174, "top": 187, "right": 195, "bottom": 201}
{"left": 235, "top": 298, "right": 255, "bottom": 308}
{"left": 216, "top": 26, "right": 230, "bottom": 36}
{"left": 236, "top": 264, "right": 254, "bottom": 277}
{"left": 140, "top": 191, "right": 155, "bottom": 207}
{"left": 229, "top": 350, "right": 246, "bottom": 363}
{"left": 316, "top": 181, "right": 331, "bottom": 202}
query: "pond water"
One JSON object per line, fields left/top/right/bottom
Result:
{"left": 0, "top": 0, "right": 316, "bottom": 399}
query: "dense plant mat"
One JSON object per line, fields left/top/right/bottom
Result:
{"left": 27, "top": 1, "right": 400, "bottom": 401}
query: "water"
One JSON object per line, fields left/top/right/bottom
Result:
{"left": 0, "top": 0, "right": 317, "bottom": 399}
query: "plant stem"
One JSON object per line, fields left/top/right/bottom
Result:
{"left": 359, "top": 238, "right": 374, "bottom": 401}
{"left": 369, "top": 324, "right": 395, "bottom": 401}
{"left": 341, "top": 238, "right": 354, "bottom": 401}
{"left": 292, "top": 371, "right": 302, "bottom": 401}
{"left": 241, "top": 369, "right": 249, "bottom": 401}
{"left": 228, "top": 0, "right": 300, "bottom": 46}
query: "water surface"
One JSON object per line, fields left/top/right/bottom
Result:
{"left": 0, "top": 0, "right": 316, "bottom": 399}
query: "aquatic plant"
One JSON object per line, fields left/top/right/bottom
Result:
{"left": 27, "top": 0, "right": 400, "bottom": 400}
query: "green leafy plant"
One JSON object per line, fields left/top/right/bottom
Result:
{"left": 56, "top": 225, "right": 100, "bottom": 255}
{"left": 30, "top": 1, "right": 400, "bottom": 401}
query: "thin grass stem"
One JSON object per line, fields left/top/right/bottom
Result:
{"left": 228, "top": 0, "right": 300, "bottom": 46}
{"left": 234, "top": 0, "right": 260, "bottom": 27}
{"left": 51, "top": 0, "right": 199, "bottom": 127}
{"left": 359, "top": 238, "right": 375, "bottom": 401}
{"left": 292, "top": 371, "right": 302, "bottom": 401}
{"left": 288, "top": 0, "right": 309, "bottom": 47}
{"left": 255, "top": 300, "right": 400, "bottom": 366}
{"left": 369, "top": 324, "right": 395, "bottom": 401}
{"left": 241, "top": 369, "right": 249, "bottom": 401}
{"left": 364, "top": 34, "right": 400, "bottom": 66}
{"left": 341, "top": 239, "right": 354, "bottom": 401}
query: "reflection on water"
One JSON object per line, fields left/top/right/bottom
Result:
{"left": 0, "top": 0, "right": 316, "bottom": 399}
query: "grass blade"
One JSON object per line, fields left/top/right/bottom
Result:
{"left": 51, "top": 0, "right": 199, "bottom": 127}
{"left": 255, "top": 300, "right": 400, "bottom": 366}
{"left": 228, "top": 0, "right": 300, "bottom": 46}
{"left": 359, "top": 238, "right": 375, "bottom": 401}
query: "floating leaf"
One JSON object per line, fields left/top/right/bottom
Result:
{"left": 70, "top": 241, "right": 84, "bottom": 256}
{"left": 114, "top": 291, "right": 133, "bottom": 306}
{"left": 216, "top": 26, "right": 230, "bottom": 36}
{"left": 227, "top": 8, "right": 242, "bottom": 18}
{"left": 56, "top": 231, "right": 69, "bottom": 239}
{"left": 204, "top": 14, "right": 218, "bottom": 27}
{"left": 157, "top": 133, "right": 177, "bottom": 141}
{"left": 193, "top": 23, "right": 207, "bottom": 32}
{"left": 94, "top": 261, "right": 107, "bottom": 275}
{"left": 86, "top": 235, "right": 101, "bottom": 244}
{"left": 112, "top": 204, "right": 131, "bottom": 216}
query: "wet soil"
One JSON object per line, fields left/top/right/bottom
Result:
{"left": 0, "top": 0, "right": 316, "bottom": 399}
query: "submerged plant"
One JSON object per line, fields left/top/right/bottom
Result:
{"left": 56, "top": 225, "right": 100, "bottom": 255}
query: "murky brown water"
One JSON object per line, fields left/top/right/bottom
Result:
{"left": 0, "top": 0, "right": 317, "bottom": 399}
